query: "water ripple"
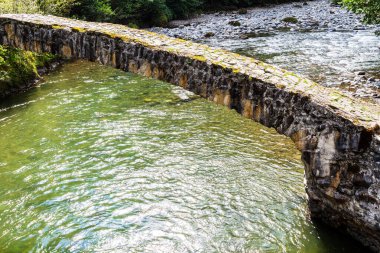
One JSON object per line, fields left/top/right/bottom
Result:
{"left": 0, "top": 61, "right": 366, "bottom": 252}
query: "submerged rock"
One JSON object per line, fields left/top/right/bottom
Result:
{"left": 204, "top": 32, "right": 215, "bottom": 38}
{"left": 356, "top": 71, "right": 366, "bottom": 76}
{"left": 2, "top": 12, "right": 380, "bottom": 252}
{"left": 282, "top": 16, "right": 299, "bottom": 24}
{"left": 228, "top": 20, "right": 241, "bottom": 26}
{"left": 151, "top": 0, "right": 378, "bottom": 41}
{"left": 238, "top": 9, "right": 248, "bottom": 15}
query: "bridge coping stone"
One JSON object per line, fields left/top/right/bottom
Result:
{"left": 1, "top": 14, "right": 380, "bottom": 251}
{"left": 0, "top": 14, "right": 378, "bottom": 130}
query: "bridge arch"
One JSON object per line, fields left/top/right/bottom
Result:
{"left": 1, "top": 14, "right": 379, "bottom": 251}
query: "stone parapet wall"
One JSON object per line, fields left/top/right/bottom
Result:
{"left": 0, "top": 14, "right": 379, "bottom": 251}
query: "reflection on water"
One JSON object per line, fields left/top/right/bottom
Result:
{"left": 0, "top": 61, "right": 366, "bottom": 252}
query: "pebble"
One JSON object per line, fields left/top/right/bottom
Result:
{"left": 356, "top": 71, "right": 366, "bottom": 76}
{"left": 151, "top": 0, "right": 378, "bottom": 41}
{"left": 150, "top": 0, "right": 380, "bottom": 103}
{"left": 368, "top": 77, "right": 375, "bottom": 82}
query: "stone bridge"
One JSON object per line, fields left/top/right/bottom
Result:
{"left": 1, "top": 14, "right": 379, "bottom": 251}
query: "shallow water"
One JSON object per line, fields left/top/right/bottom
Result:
{"left": 206, "top": 30, "right": 380, "bottom": 86}
{"left": 152, "top": 0, "right": 380, "bottom": 90}
{"left": 0, "top": 61, "right": 366, "bottom": 252}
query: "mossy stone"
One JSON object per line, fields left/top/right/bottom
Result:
{"left": 282, "top": 17, "right": 299, "bottom": 24}
{"left": 204, "top": 32, "right": 215, "bottom": 38}
{"left": 228, "top": 20, "right": 241, "bottom": 26}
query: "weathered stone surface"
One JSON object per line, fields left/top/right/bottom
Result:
{"left": 0, "top": 14, "right": 379, "bottom": 251}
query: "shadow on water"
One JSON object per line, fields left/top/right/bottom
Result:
{"left": 311, "top": 219, "right": 370, "bottom": 252}
{"left": 0, "top": 91, "right": 32, "bottom": 108}
{"left": 0, "top": 88, "right": 39, "bottom": 116}
{"left": 0, "top": 60, "right": 372, "bottom": 252}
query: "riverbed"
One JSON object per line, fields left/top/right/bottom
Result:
{"left": 151, "top": 0, "right": 380, "bottom": 102}
{"left": 0, "top": 61, "right": 367, "bottom": 252}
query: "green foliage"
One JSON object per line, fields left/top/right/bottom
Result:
{"left": 0, "top": 0, "right": 78, "bottom": 16}
{"left": 0, "top": 0, "right": 315, "bottom": 27}
{"left": 70, "top": 0, "right": 114, "bottom": 21}
{"left": 70, "top": 0, "right": 171, "bottom": 26}
{"left": 0, "top": 0, "right": 40, "bottom": 14}
{"left": 0, "top": 45, "right": 36, "bottom": 91}
{"left": 0, "top": 45, "right": 56, "bottom": 92}
{"left": 166, "top": 0, "right": 202, "bottom": 19}
{"left": 37, "top": 0, "right": 78, "bottom": 16}
{"left": 340, "top": 0, "right": 380, "bottom": 24}
{"left": 202, "top": 0, "right": 296, "bottom": 9}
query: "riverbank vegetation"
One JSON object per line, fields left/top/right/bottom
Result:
{"left": 340, "top": 0, "right": 380, "bottom": 24}
{"left": 2, "top": 0, "right": 299, "bottom": 27}
{"left": 0, "top": 45, "right": 57, "bottom": 95}
{"left": 1, "top": 0, "right": 379, "bottom": 26}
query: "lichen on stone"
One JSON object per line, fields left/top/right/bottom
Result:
{"left": 72, "top": 27, "right": 87, "bottom": 33}
{"left": 51, "top": 24, "right": 65, "bottom": 30}
{"left": 192, "top": 55, "right": 207, "bottom": 62}
{"left": 0, "top": 14, "right": 378, "bottom": 129}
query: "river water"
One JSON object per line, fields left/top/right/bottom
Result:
{"left": 0, "top": 61, "right": 366, "bottom": 252}
{"left": 217, "top": 30, "right": 380, "bottom": 86}
{"left": 151, "top": 0, "right": 380, "bottom": 101}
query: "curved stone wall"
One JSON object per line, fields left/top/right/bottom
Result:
{"left": 0, "top": 14, "right": 379, "bottom": 251}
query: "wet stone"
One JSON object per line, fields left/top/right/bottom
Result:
{"left": 1, "top": 13, "right": 380, "bottom": 252}
{"left": 150, "top": 0, "right": 380, "bottom": 103}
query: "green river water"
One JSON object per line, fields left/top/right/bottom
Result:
{"left": 0, "top": 61, "right": 366, "bottom": 252}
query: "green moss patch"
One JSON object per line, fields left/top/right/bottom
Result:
{"left": 282, "top": 17, "right": 299, "bottom": 24}
{"left": 0, "top": 45, "right": 58, "bottom": 94}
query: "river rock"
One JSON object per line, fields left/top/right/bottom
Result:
{"left": 2, "top": 13, "right": 380, "bottom": 252}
